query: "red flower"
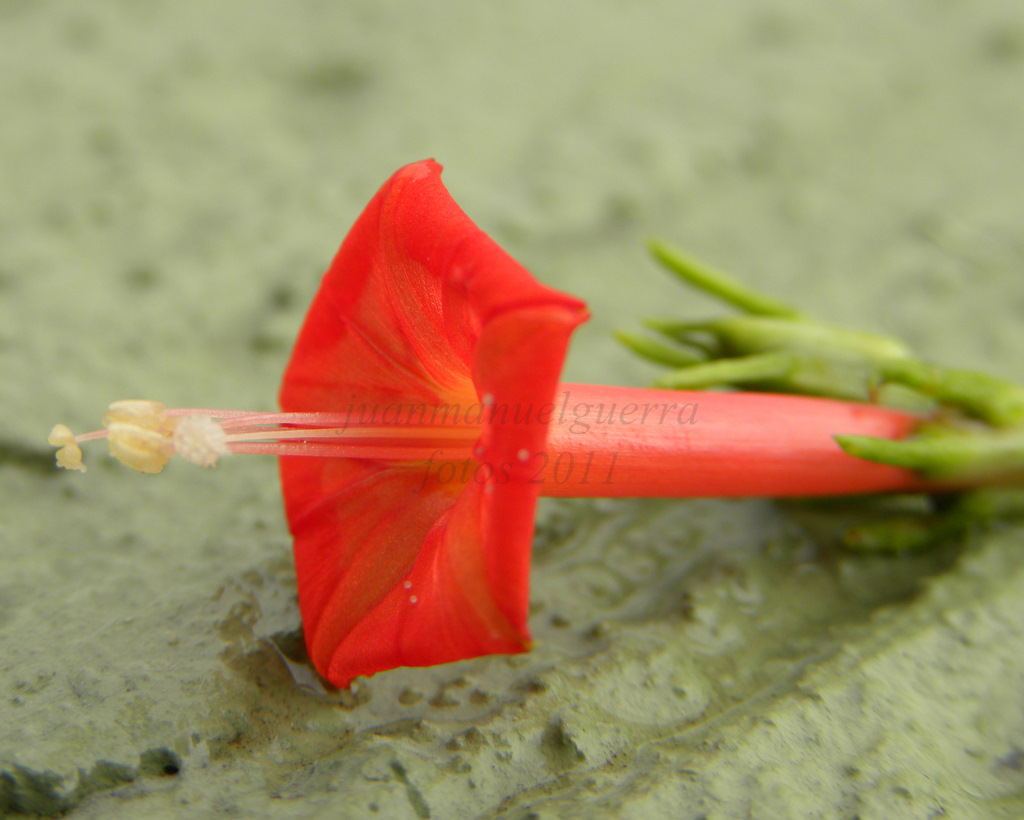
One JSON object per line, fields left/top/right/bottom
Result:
{"left": 50, "top": 160, "right": 938, "bottom": 688}
{"left": 278, "top": 160, "right": 588, "bottom": 686}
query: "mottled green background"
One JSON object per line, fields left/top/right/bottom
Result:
{"left": 3, "top": 1, "right": 1024, "bottom": 817}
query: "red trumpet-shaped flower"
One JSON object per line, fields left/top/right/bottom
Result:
{"left": 51, "top": 160, "right": 936, "bottom": 687}
{"left": 277, "top": 160, "right": 589, "bottom": 685}
{"left": 279, "top": 160, "right": 929, "bottom": 684}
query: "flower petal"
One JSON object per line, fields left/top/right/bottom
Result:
{"left": 279, "top": 160, "right": 587, "bottom": 685}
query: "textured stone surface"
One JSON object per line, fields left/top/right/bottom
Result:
{"left": 2, "top": 0, "right": 1024, "bottom": 817}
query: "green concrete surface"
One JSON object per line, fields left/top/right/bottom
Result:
{"left": 2, "top": 1, "right": 1024, "bottom": 817}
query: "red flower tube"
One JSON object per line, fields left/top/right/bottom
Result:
{"left": 50, "top": 160, "right": 933, "bottom": 687}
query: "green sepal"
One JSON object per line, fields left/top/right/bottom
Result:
{"left": 879, "top": 359, "right": 1024, "bottom": 428}
{"left": 648, "top": 315, "right": 911, "bottom": 363}
{"left": 651, "top": 352, "right": 796, "bottom": 390}
{"left": 648, "top": 239, "right": 800, "bottom": 318}
{"left": 613, "top": 330, "right": 702, "bottom": 368}
{"left": 835, "top": 426, "right": 1024, "bottom": 482}
{"left": 646, "top": 315, "right": 913, "bottom": 399}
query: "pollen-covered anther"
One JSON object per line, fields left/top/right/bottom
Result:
{"left": 48, "top": 424, "right": 86, "bottom": 472}
{"left": 102, "top": 400, "right": 177, "bottom": 474}
{"left": 173, "top": 415, "right": 229, "bottom": 468}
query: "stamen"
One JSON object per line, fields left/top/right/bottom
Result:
{"left": 49, "top": 401, "right": 483, "bottom": 472}
{"left": 48, "top": 424, "right": 86, "bottom": 473}
{"left": 102, "top": 400, "right": 179, "bottom": 473}
{"left": 223, "top": 424, "right": 479, "bottom": 443}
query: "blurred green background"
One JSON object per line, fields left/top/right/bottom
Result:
{"left": 2, "top": 1, "right": 1024, "bottom": 817}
